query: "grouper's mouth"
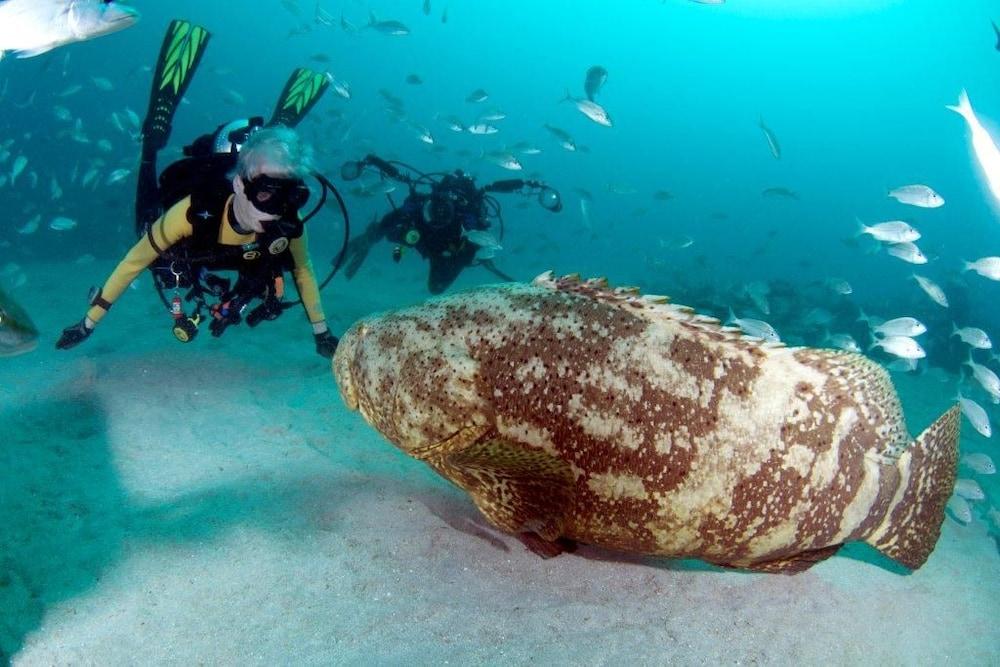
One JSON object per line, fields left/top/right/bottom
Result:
{"left": 332, "top": 324, "right": 365, "bottom": 411}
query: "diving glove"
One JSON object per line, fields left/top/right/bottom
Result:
{"left": 56, "top": 318, "right": 93, "bottom": 350}
{"left": 314, "top": 330, "right": 339, "bottom": 359}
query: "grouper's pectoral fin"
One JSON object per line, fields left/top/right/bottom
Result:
{"left": 721, "top": 544, "right": 842, "bottom": 574}
{"left": 437, "top": 437, "right": 576, "bottom": 547}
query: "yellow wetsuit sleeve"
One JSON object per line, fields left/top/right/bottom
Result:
{"left": 288, "top": 230, "right": 327, "bottom": 325}
{"left": 86, "top": 198, "right": 195, "bottom": 324}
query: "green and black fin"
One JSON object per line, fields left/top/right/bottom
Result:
{"left": 136, "top": 20, "right": 211, "bottom": 234}
{"left": 142, "top": 20, "right": 211, "bottom": 151}
{"left": 267, "top": 68, "right": 330, "bottom": 128}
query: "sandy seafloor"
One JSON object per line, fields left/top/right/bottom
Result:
{"left": 2, "top": 259, "right": 999, "bottom": 666}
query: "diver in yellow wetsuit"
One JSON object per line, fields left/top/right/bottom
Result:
{"left": 55, "top": 20, "right": 340, "bottom": 357}
{"left": 56, "top": 126, "right": 339, "bottom": 358}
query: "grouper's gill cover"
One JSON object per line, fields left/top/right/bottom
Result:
{"left": 333, "top": 272, "right": 960, "bottom": 574}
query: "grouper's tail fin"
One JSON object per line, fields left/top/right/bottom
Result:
{"left": 866, "top": 405, "right": 960, "bottom": 570}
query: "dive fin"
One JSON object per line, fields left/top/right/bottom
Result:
{"left": 136, "top": 20, "right": 211, "bottom": 234}
{"left": 343, "top": 218, "right": 383, "bottom": 280}
{"left": 267, "top": 68, "right": 330, "bottom": 128}
{"left": 866, "top": 405, "right": 960, "bottom": 570}
{"left": 141, "top": 20, "right": 211, "bottom": 151}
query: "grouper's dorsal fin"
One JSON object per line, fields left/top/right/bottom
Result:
{"left": 531, "top": 271, "right": 789, "bottom": 351}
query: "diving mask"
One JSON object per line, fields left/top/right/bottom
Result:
{"left": 243, "top": 174, "right": 310, "bottom": 216}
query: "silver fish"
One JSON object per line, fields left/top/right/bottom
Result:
{"left": 946, "top": 494, "right": 972, "bottom": 524}
{"left": 887, "top": 242, "right": 927, "bottom": 265}
{"left": 946, "top": 91, "right": 1000, "bottom": 210}
{"left": 16, "top": 214, "right": 40, "bottom": 235}
{"left": 873, "top": 317, "right": 927, "bottom": 338}
{"left": 483, "top": 150, "right": 522, "bottom": 171}
{"left": 888, "top": 184, "right": 945, "bottom": 208}
{"left": 961, "top": 453, "right": 995, "bottom": 474}
{"left": 726, "top": 309, "right": 780, "bottom": 343}
{"left": 367, "top": 13, "right": 410, "bottom": 36}
{"left": 954, "top": 478, "right": 985, "bottom": 501}
{"left": 758, "top": 117, "right": 781, "bottom": 159}
{"left": 0, "top": 0, "right": 138, "bottom": 59}
{"left": 912, "top": 274, "right": 948, "bottom": 308}
{"left": 563, "top": 92, "right": 612, "bottom": 127}
{"left": 857, "top": 219, "right": 920, "bottom": 244}
{"left": 958, "top": 394, "right": 992, "bottom": 438}
{"left": 466, "top": 123, "right": 498, "bottom": 135}
{"left": 827, "top": 333, "right": 861, "bottom": 354}
{"left": 952, "top": 325, "right": 992, "bottom": 350}
{"left": 466, "top": 88, "right": 489, "bottom": 103}
{"left": 49, "top": 216, "right": 77, "bottom": 231}
{"left": 965, "top": 359, "right": 1000, "bottom": 401}
{"left": 963, "top": 256, "right": 1000, "bottom": 281}
{"left": 871, "top": 336, "right": 925, "bottom": 360}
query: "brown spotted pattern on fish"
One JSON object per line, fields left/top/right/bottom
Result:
{"left": 333, "top": 273, "right": 960, "bottom": 573}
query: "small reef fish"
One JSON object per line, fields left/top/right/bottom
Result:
{"left": 758, "top": 117, "right": 781, "bottom": 159}
{"left": 888, "top": 184, "right": 945, "bottom": 208}
{"left": 871, "top": 336, "right": 925, "bottom": 360}
{"left": 958, "top": 394, "right": 992, "bottom": 438}
{"left": 961, "top": 453, "right": 995, "bottom": 474}
{"left": 912, "top": 274, "right": 948, "bottom": 308}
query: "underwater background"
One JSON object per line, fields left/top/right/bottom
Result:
{"left": 1, "top": 0, "right": 999, "bottom": 663}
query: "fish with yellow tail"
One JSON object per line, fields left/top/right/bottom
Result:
{"left": 333, "top": 273, "right": 960, "bottom": 574}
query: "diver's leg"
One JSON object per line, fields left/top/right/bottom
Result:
{"left": 428, "top": 253, "right": 470, "bottom": 294}
{"left": 135, "top": 20, "right": 211, "bottom": 235}
{"left": 344, "top": 212, "right": 397, "bottom": 279}
{"left": 268, "top": 68, "right": 330, "bottom": 128}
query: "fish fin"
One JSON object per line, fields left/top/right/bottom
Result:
{"left": 14, "top": 45, "right": 58, "bottom": 58}
{"left": 945, "top": 89, "right": 972, "bottom": 120}
{"left": 517, "top": 533, "right": 577, "bottom": 559}
{"left": 865, "top": 405, "right": 960, "bottom": 570}
{"left": 721, "top": 545, "right": 841, "bottom": 574}
{"left": 439, "top": 436, "right": 575, "bottom": 542}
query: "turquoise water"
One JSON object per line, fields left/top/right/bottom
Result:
{"left": 1, "top": 1, "right": 999, "bottom": 663}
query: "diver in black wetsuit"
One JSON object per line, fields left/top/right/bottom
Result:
{"left": 340, "top": 155, "right": 562, "bottom": 294}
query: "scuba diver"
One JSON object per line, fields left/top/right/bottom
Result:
{"left": 340, "top": 155, "right": 562, "bottom": 294}
{"left": 55, "top": 20, "right": 348, "bottom": 358}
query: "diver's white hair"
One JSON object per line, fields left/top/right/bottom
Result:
{"left": 234, "top": 126, "right": 314, "bottom": 180}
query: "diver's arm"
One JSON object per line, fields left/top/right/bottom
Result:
{"left": 288, "top": 230, "right": 328, "bottom": 331}
{"left": 86, "top": 198, "right": 195, "bottom": 325}
{"left": 482, "top": 179, "right": 529, "bottom": 193}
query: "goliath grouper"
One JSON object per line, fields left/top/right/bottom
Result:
{"left": 333, "top": 273, "right": 959, "bottom": 573}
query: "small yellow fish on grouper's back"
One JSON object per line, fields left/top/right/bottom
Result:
{"left": 333, "top": 273, "right": 960, "bottom": 574}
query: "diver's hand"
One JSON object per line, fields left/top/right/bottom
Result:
{"left": 314, "top": 330, "right": 339, "bottom": 358}
{"left": 56, "top": 318, "right": 94, "bottom": 350}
